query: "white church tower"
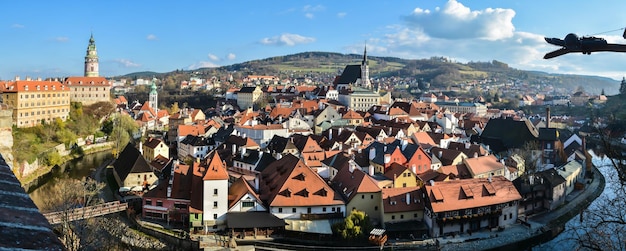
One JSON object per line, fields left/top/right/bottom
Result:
{"left": 84, "top": 34, "right": 99, "bottom": 77}
{"left": 149, "top": 79, "right": 158, "bottom": 115}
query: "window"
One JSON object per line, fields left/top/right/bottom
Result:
{"left": 414, "top": 213, "right": 418, "bottom": 218}
{"left": 145, "top": 199, "right": 152, "bottom": 205}
{"left": 322, "top": 207, "right": 326, "bottom": 212}
{"left": 400, "top": 215, "right": 404, "bottom": 219}
{"left": 242, "top": 201, "right": 254, "bottom": 208}
{"left": 362, "top": 195, "right": 365, "bottom": 199}
{"left": 392, "top": 215, "right": 395, "bottom": 220}
{"left": 156, "top": 201, "right": 163, "bottom": 207}
{"left": 292, "top": 208, "right": 297, "bottom": 213}
{"left": 307, "top": 208, "right": 312, "bottom": 214}
{"left": 278, "top": 208, "right": 283, "bottom": 213}
{"left": 213, "top": 189, "right": 218, "bottom": 195}
{"left": 504, "top": 215, "right": 507, "bottom": 220}
{"left": 194, "top": 214, "right": 199, "bottom": 220}
{"left": 213, "top": 214, "right": 217, "bottom": 219}
{"left": 374, "top": 206, "right": 378, "bottom": 211}
{"left": 213, "top": 201, "right": 218, "bottom": 208}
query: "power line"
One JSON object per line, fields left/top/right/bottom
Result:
{"left": 589, "top": 27, "right": 625, "bottom": 36}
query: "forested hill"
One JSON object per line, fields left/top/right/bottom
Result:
{"left": 122, "top": 51, "right": 619, "bottom": 95}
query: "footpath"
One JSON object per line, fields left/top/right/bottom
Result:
{"left": 437, "top": 166, "right": 605, "bottom": 251}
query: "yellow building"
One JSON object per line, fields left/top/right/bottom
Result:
{"left": 0, "top": 78, "right": 70, "bottom": 128}
{"left": 236, "top": 86, "right": 264, "bottom": 110}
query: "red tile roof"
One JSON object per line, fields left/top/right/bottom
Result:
{"left": 382, "top": 186, "right": 424, "bottom": 213}
{"left": 64, "top": 76, "right": 110, "bottom": 86}
{"left": 203, "top": 151, "right": 229, "bottom": 180}
{"left": 425, "top": 176, "right": 521, "bottom": 213}
{"left": 0, "top": 80, "right": 68, "bottom": 92}
{"left": 259, "top": 154, "right": 344, "bottom": 207}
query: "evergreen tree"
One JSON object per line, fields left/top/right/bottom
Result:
{"left": 620, "top": 77, "right": 626, "bottom": 96}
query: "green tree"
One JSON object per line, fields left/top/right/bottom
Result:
{"left": 620, "top": 77, "right": 626, "bottom": 96}
{"left": 332, "top": 210, "right": 372, "bottom": 240}
{"left": 43, "top": 150, "right": 63, "bottom": 167}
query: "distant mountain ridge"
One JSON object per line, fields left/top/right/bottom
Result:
{"left": 119, "top": 52, "right": 619, "bottom": 95}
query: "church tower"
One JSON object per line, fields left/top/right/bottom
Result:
{"left": 360, "top": 45, "right": 371, "bottom": 89}
{"left": 149, "top": 79, "right": 158, "bottom": 115}
{"left": 84, "top": 34, "right": 99, "bottom": 77}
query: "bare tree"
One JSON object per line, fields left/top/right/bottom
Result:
{"left": 41, "top": 177, "right": 105, "bottom": 251}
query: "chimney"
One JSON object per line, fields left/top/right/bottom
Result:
{"left": 254, "top": 176, "right": 260, "bottom": 191}
{"left": 369, "top": 148, "right": 376, "bottom": 160}
{"left": 488, "top": 173, "right": 492, "bottom": 183}
{"left": 438, "top": 151, "right": 443, "bottom": 158}
{"left": 384, "top": 154, "right": 391, "bottom": 164}
{"left": 546, "top": 107, "right": 550, "bottom": 128}
{"left": 349, "top": 160, "right": 355, "bottom": 173}
{"left": 406, "top": 193, "right": 411, "bottom": 205}
{"left": 241, "top": 147, "right": 247, "bottom": 158}
{"left": 232, "top": 144, "right": 236, "bottom": 155}
{"left": 429, "top": 180, "right": 435, "bottom": 186}
{"left": 329, "top": 128, "right": 332, "bottom": 140}
{"left": 14, "top": 76, "right": 20, "bottom": 81}
{"left": 411, "top": 164, "right": 416, "bottom": 174}
{"left": 369, "top": 165, "right": 375, "bottom": 176}
{"left": 139, "top": 141, "right": 143, "bottom": 154}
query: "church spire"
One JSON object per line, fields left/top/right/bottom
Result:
{"left": 362, "top": 43, "right": 367, "bottom": 66}
{"left": 360, "top": 43, "right": 371, "bottom": 89}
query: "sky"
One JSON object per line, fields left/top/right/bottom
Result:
{"left": 3, "top": 0, "right": 626, "bottom": 81}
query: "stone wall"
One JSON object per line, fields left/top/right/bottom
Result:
{"left": 0, "top": 106, "right": 13, "bottom": 171}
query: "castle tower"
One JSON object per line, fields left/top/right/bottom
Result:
{"left": 149, "top": 79, "right": 158, "bottom": 115}
{"left": 84, "top": 34, "right": 99, "bottom": 77}
{"left": 360, "top": 45, "right": 371, "bottom": 89}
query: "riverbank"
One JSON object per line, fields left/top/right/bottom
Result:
{"left": 436, "top": 165, "right": 605, "bottom": 251}
{"left": 20, "top": 142, "right": 113, "bottom": 192}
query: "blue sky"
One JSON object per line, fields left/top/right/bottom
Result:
{"left": 3, "top": 0, "right": 626, "bottom": 80}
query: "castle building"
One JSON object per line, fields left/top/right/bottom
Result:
{"left": 0, "top": 77, "right": 70, "bottom": 128}
{"left": 63, "top": 34, "right": 112, "bottom": 106}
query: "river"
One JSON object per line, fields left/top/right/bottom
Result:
{"left": 28, "top": 151, "right": 112, "bottom": 211}
{"left": 533, "top": 152, "right": 621, "bottom": 250}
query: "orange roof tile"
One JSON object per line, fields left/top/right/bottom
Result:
{"left": 64, "top": 76, "right": 110, "bottom": 86}
{"left": 425, "top": 176, "right": 521, "bottom": 213}
{"left": 0, "top": 80, "right": 68, "bottom": 93}
{"left": 464, "top": 155, "right": 505, "bottom": 176}
{"left": 203, "top": 151, "right": 229, "bottom": 180}
{"left": 260, "top": 154, "right": 344, "bottom": 207}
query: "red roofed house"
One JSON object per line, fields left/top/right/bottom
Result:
{"left": 201, "top": 151, "right": 230, "bottom": 231}
{"left": 381, "top": 186, "right": 424, "bottom": 236}
{"left": 142, "top": 161, "right": 191, "bottom": 223}
{"left": 423, "top": 176, "right": 522, "bottom": 237}
{"left": 259, "top": 154, "right": 345, "bottom": 234}
{"left": 331, "top": 158, "right": 383, "bottom": 226}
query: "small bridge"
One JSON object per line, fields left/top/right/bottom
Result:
{"left": 43, "top": 201, "right": 128, "bottom": 225}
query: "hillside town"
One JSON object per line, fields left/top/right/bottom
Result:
{"left": 2, "top": 34, "right": 602, "bottom": 250}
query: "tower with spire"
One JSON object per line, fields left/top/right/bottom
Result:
{"left": 149, "top": 79, "right": 158, "bottom": 115}
{"left": 84, "top": 34, "right": 99, "bottom": 77}
{"left": 359, "top": 45, "right": 371, "bottom": 89}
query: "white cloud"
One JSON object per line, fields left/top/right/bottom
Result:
{"left": 208, "top": 54, "right": 220, "bottom": 61}
{"left": 305, "top": 13, "right": 314, "bottom": 19}
{"left": 113, "top": 59, "right": 141, "bottom": 68}
{"left": 303, "top": 5, "right": 324, "bottom": 12}
{"left": 404, "top": 0, "right": 515, "bottom": 41}
{"left": 227, "top": 53, "right": 236, "bottom": 60}
{"left": 146, "top": 34, "right": 158, "bottom": 40}
{"left": 188, "top": 61, "right": 219, "bottom": 70}
{"left": 260, "top": 33, "right": 315, "bottom": 46}
{"left": 337, "top": 12, "right": 347, "bottom": 18}
{"left": 54, "top": 37, "right": 69, "bottom": 42}
{"left": 11, "top": 24, "right": 24, "bottom": 28}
